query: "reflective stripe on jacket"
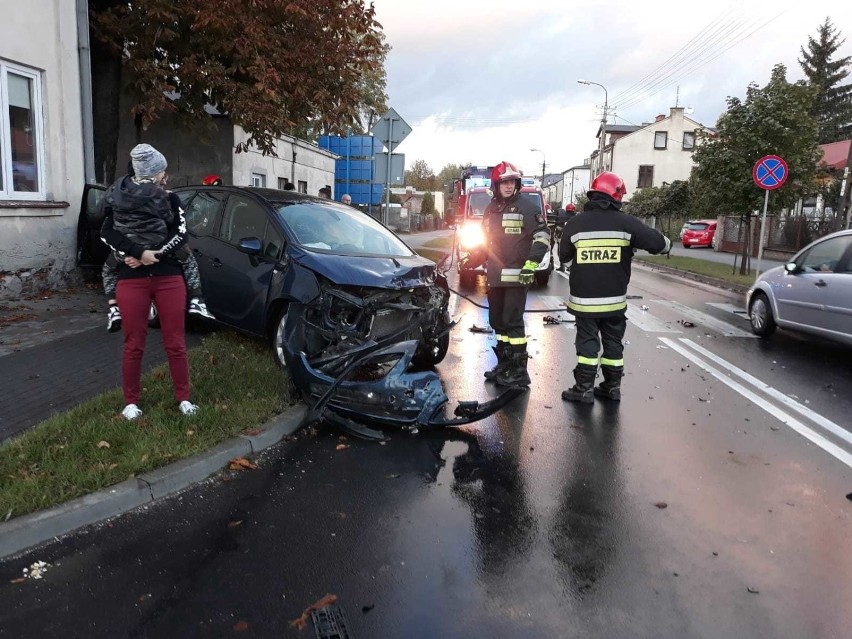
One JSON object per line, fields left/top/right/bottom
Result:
{"left": 483, "top": 193, "right": 550, "bottom": 288}
{"left": 558, "top": 198, "right": 671, "bottom": 317}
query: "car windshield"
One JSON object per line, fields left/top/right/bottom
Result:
{"left": 273, "top": 200, "right": 414, "bottom": 257}
{"left": 467, "top": 192, "right": 491, "bottom": 217}
{"left": 687, "top": 223, "right": 709, "bottom": 230}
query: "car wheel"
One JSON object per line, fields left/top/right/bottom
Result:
{"left": 535, "top": 270, "right": 550, "bottom": 287}
{"left": 271, "top": 306, "right": 290, "bottom": 371}
{"left": 412, "top": 313, "right": 451, "bottom": 368}
{"left": 682, "top": 243, "right": 690, "bottom": 249}
{"left": 148, "top": 302, "right": 160, "bottom": 329}
{"left": 458, "top": 269, "right": 477, "bottom": 288}
{"left": 748, "top": 292, "right": 776, "bottom": 337}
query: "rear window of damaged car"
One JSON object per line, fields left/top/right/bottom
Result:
{"left": 273, "top": 201, "right": 415, "bottom": 257}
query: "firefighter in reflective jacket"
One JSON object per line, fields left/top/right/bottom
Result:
{"left": 558, "top": 171, "right": 672, "bottom": 402}
{"left": 464, "top": 161, "right": 550, "bottom": 387}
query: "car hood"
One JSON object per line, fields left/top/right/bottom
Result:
{"left": 289, "top": 247, "right": 438, "bottom": 288}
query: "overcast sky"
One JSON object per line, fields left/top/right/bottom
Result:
{"left": 368, "top": 0, "right": 852, "bottom": 180}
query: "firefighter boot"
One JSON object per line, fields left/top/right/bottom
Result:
{"left": 593, "top": 366, "right": 623, "bottom": 401}
{"left": 495, "top": 351, "right": 531, "bottom": 387}
{"left": 484, "top": 343, "right": 510, "bottom": 381}
{"left": 561, "top": 364, "right": 597, "bottom": 403}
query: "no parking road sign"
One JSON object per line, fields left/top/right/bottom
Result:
{"left": 753, "top": 155, "right": 788, "bottom": 190}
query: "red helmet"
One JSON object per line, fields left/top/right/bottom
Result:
{"left": 491, "top": 161, "right": 522, "bottom": 189}
{"left": 566, "top": 203, "right": 576, "bottom": 212}
{"left": 202, "top": 174, "right": 222, "bottom": 186}
{"left": 589, "top": 172, "right": 627, "bottom": 201}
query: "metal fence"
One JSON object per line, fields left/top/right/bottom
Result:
{"left": 717, "top": 214, "right": 844, "bottom": 258}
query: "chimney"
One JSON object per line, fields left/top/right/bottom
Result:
{"left": 655, "top": 114, "right": 666, "bottom": 123}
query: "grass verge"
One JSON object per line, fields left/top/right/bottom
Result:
{"left": 0, "top": 331, "right": 289, "bottom": 520}
{"left": 416, "top": 248, "right": 450, "bottom": 264}
{"left": 421, "top": 236, "right": 454, "bottom": 250}
{"left": 636, "top": 254, "right": 758, "bottom": 288}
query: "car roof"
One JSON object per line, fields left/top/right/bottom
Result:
{"left": 688, "top": 219, "right": 716, "bottom": 225}
{"left": 172, "top": 185, "right": 328, "bottom": 205}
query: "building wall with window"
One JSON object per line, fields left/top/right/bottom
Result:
{"left": 0, "top": 0, "right": 85, "bottom": 289}
{"left": 231, "top": 128, "right": 336, "bottom": 197}
{"left": 609, "top": 107, "right": 706, "bottom": 201}
{"left": 561, "top": 165, "right": 591, "bottom": 208}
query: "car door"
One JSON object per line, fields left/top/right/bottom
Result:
{"left": 179, "top": 189, "right": 227, "bottom": 311}
{"left": 204, "top": 193, "right": 279, "bottom": 333}
{"left": 775, "top": 235, "right": 852, "bottom": 333}
{"left": 76, "top": 184, "right": 108, "bottom": 265}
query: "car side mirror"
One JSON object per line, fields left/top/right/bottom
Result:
{"left": 784, "top": 262, "right": 799, "bottom": 274}
{"left": 238, "top": 237, "right": 262, "bottom": 254}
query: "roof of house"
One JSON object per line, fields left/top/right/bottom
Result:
{"left": 541, "top": 173, "right": 563, "bottom": 187}
{"left": 820, "top": 139, "right": 851, "bottom": 169}
{"left": 597, "top": 124, "right": 641, "bottom": 137}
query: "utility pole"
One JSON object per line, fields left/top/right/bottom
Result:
{"left": 578, "top": 80, "right": 608, "bottom": 176}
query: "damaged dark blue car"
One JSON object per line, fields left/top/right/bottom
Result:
{"left": 152, "top": 186, "right": 521, "bottom": 436}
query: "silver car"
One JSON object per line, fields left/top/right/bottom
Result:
{"left": 747, "top": 229, "right": 852, "bottom": 345}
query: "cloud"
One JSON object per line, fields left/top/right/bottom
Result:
{"left": 370, "top": 0, "right": 852, "bottom": 175}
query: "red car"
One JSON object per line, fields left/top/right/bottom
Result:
{"left": 682, "top": 220, "right": 717, "bottom": 248}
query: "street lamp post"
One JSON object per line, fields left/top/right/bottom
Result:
{"left": 530, "top": 148, "right": 546, "bottom": 187}
{"left": 577, "top": 79, "right": 608, "bottom": 177}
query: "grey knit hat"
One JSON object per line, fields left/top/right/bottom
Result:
{"left": 130, "top": 144, "right": 167, "bottom": 180}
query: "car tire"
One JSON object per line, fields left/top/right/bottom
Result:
{"left": 535, "top": 270, "right": 550, "bottom": 287}
{"left": 748, "top": 292, "right": 777, "bottom": 337}
{"left": 271, "top": 306, "right": 290, "bottom": 371}
{"left": 412, "top": 312, "right": 451, "bottom": 368}
{"left": 682, "top": 244, "right": 690, "bottom": 249}
{"left": 458, "top": 270, "right": 477, "bottom": 288}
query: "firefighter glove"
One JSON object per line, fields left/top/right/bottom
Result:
{"left": 519, "top": 260, "right": 538, "bottom": 285}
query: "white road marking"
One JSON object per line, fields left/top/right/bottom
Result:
{"left": 706, "top": 302, "right": 749, "bottom": 315}
{"left": 660, "top": 337, "right": 852, "bottom": 470}
{"left": 556, "top": 269, "right": 570, "bottom": 281}
{"left": 655, "top": 300, "right": 756, "bottom": 338}
{"left": 536, "top": 295, "right": 568, "bottom": 311}
{"left": 626, "top": 303, "right": 682, "bottom": 333}
{"left": 679, "top": 339, "right": 852, "bottom": 447}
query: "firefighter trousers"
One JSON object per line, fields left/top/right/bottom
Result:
{"left": 488, "top": 286, "right": 528, "bottom": 352}
{"left": 574, "top": 314, "right": 627, "bottom": 368}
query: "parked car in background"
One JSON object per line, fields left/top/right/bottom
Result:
{"left": 681, "top": 220, "right": 717, "bottom": 248}
{"left": 77, "top": 184, "right": 521, "bottom": 433}
{"left": 746, "top": 229, "right": 852, "bottom": 345}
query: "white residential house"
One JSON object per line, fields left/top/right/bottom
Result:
{"left": 561, "top": 164, "right": 591, "bottom": 208}
{"left": 591, "top": 107, "right": 709, "bottom": 201}
{"left": 0, "top": 0, "right": 89, "bottom": 297}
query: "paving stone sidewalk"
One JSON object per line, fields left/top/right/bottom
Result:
{"left": 0, "top": 288, "right": 202, "bottom": 442}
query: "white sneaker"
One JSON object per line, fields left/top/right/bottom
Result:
{"left": 188, "top": 297, "right": 215, "bottom": 320}
{"left": 107, "top": 305, "right": 122, "bottom": 333}
{"left": 122, "top": 404, "right": 142, "bottom": 420}
{"left": 179, "top": 400, "right": 199, "bottom": 416}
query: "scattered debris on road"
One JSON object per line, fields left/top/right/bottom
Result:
{"left": 12, "top": 561, "right": 50, "bottom": 583}
{"left": 654, "top": 502, "right": 668, "bottom": 509}
{"left": 678, "top": 320, "right": 696, "bottom": 328}
{"left": 289, "top": 593, "right": 339, "bottom": 630}
{"left": 747, "top": 586, "right": 760, "bottom": 594}
{"left": 542, "top": 315, "right": 574, "bottom": 325}
{"left": 469, "top": 324, "right": 493, "bottom": 333}
{"left": 97, "top": 440, "right": 110, "bottom": 449}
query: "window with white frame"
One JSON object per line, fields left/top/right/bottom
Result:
{"left": 653, "top": 131, "right": 668, "bottom": 150}
{"left": 0, "top": 61, "right": 45, "bottom": 199}
{"left": 250, "top": 172, "right": 266, "bottom": 187}
{"left": 682, "top": 131, "right": 695, "bottom": 150}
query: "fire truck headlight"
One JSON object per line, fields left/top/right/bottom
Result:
{"left": 459, "top": 224, "right": 485, "bottom": 249}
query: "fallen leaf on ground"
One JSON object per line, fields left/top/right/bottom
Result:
{"left": 242, "top": 428, "right": 262, "bottom": 436}
{"left": 362, "top": 604, "right": 375, "bottom": 613}
{"left": 228, "top": 520, "right": 244, "bottom": 528}
{"left": 654, "top": 502, "right": 668, "bottom": 509}
{"left": 186, "top": 429, "right": 195, "bottom": 437}
{"left": 229, "top": 457, "right": 258, "bottom": 471}
{"left": 289, "top": 593, "right": 338, "bottom": 630}
{"left": 747, "top": 586, "right": 759, "bottom": 594}
{"left": 97, "top": 441, "right": 110, "bottom": 449}
{"left": 336, "top": 444, "right": 349, "bottom": 451}
{"left": 233, "top": 620, "right": 249, "bottom": 631}
{"left": 385, "top": 473, "right": 401, "bottom": 479}
{"left": 10, "top": 577, "right": 26, "bottom": 584}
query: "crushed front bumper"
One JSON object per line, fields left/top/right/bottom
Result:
{"left": 292, "top": 340, "right": 524, "bottom": 440}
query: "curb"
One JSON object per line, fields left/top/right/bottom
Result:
{"left": 633, "top": 259, "right": 751, "bottom": 296}
{"left": 0, "top": 404, "right": 307, "bottom": 560}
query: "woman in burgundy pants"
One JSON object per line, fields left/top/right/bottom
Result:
{"left": 99, "top": 144, "right": 198, "bottom": 420}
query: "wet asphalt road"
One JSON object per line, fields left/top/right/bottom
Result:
{"left": 1, "top": 262, "right": 851, "bottom": 638}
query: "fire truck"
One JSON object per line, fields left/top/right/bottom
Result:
{"left": 454, "top": 181, "right": 553, "bottom": 288}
